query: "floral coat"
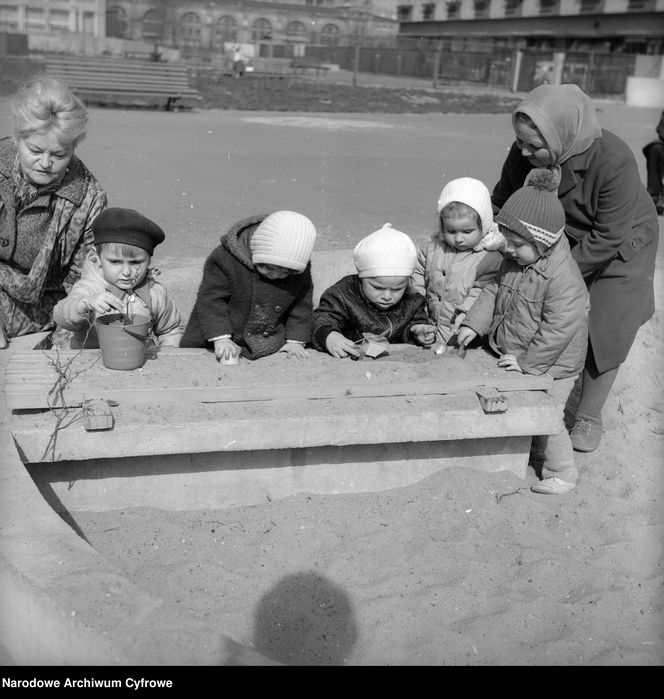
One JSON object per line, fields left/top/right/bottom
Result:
{"left": 0, "top": 137, "right": 107, "bottom": 338}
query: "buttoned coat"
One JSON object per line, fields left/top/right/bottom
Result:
{"left": 180, "top": 215, "right": 314, "bottom": 359}
{"left": 493, "top": 129, "right": 658, "bottom": 373}
{"left": 462, "top": 235, "right": 589, "bottom": 379}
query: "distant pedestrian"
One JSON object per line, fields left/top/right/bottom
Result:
{"left": 643, "top": 110, "right": 664, "bottom": 215}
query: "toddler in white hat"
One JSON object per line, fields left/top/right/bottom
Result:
{"left": 410, "top": 177, "right": 503, "bottom": 351}
{"left": 181, "top": 210, "right": 317, "bottom": 361}
{"left": 312, "top": 223, "right": 435, "bottom": 358}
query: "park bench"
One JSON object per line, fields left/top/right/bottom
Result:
{"left": 290, "top": 57, "right": 330, "bottom": 76}
{"left": 45, "top": 55, "right": 201, "bottom": 110}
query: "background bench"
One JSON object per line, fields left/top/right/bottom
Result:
{"left": 290, "top": 57, "right": 330, "bottom": 76}
{"left": 45, "top": 55, "right": 201, "bottom": 110}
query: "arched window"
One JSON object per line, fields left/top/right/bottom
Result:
{"left": 251, "top": 18, "right": 272, "bottom": 42}
{"left": 106, "top": 5, "right": 128, "bottom": 38}
{"left": 286, "top": 21, "right": 307, "bottom": 39}
{"left": 215, "top": 15, "right": 237, "bottom": 46}
{"left": 320, "top": 24, "right": 340, "bottom": 47}
{"left": 141, "top": 9, "right": 162, "bottom": 42}
{"left": 180, "top": 12, "right": 202, "bottom": 46}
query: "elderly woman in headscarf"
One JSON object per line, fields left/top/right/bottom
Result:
{"left": 491, "top": 84, "right": 658, "bottom": 453}
{"left": 0, "top": 77, "right": 107, "bottom": 349}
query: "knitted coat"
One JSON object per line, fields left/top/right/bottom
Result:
{"left": 0, "top": 137, "right": 107, "bottom": 338}
{"left": 180, "top": 215, "right": 314, "bottom": 359}
{"left": 52, "top": 250, "right": 183, "bottom": 349}
{"left": 462, "top": 235, "right": 589, "bottom": 379}
{"left": 411, "top": 235, "right": 502, "bottom": 343}
{"left": 312, "top": 274, "right": 430, "bottom": 351}
{"left": 493, "top": 130, "right": 658, "bottom": 373}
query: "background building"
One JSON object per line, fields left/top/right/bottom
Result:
{"left": 397, "top": 0, "right": 664, "bottom": 54}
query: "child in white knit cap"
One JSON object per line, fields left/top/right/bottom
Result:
{"left": 457, "top": 170, "right": 590, "bottom": 495}
{"left": 411, "top": 177, "right": 503, "bottom": 350}
{"left": 181, "top": 210, "right": 316, "bottom": 361}
{"left": 312, "top": 223, "right": 435, "bottom": 359}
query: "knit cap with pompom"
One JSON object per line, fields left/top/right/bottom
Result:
{"left": 495, "top": 168, "right": 565, "bottom": 251}
{"left": 250, "top": 211, "right": 317, "bottom": 272}
{"left": 437, "top": 176, "right": 495, "bottom": 236}
{"left": 353, "top": 223, "right": 418, "bottom": 278}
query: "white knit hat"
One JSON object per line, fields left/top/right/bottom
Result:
{"left": 437, "top": 177, "right": 495, "bottom": 236}
{"left": 353, "top": 223, "right": 417, "bottom": 278}
{"left": 250, "top": 211, "right": 316, "bottom": 272}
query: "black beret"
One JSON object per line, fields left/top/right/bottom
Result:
{"left": 92, "top": 208, "right": 165, "bottom": 254}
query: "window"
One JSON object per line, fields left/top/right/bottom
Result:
{"left": 215, "top": 16, "right": 237, "bottom": 44}
{"left": 397, "top": 5, "right": 413, "bottom": 20}
{"left": 81, "top": 11, "right": 95, "bottom": 34}
{"left": 26, "top": 6, "right": 44, "bottom": 30}
{"left": 0, "top": 5, "right": 19, "bottom": 33}
{"left": 49, "top": 9, "right": 69, "bottom": 32}
{"left": 141, "top": 9, "right": 162, "bottom": 42}
{"left": 422, "top": 3, "right": 435, "bottom": 19}
{"left": 252, "top": 18, "right": 272, "bottom": 42}
{"left": 579, "top": 0, "right": 602, "bottom": 13}
{"left": 446, "top": 2, "right": 460, "bottom": 18}
{"left": 627, "top": 0, "right": 652, "bottom": 9}
{"left": 180, "top": 12, "right": 202, "bottom": 45}
{"left": 539, "top": 0, "right": 559, "bottom": 13}
{"left": 286, "top": 21, "right": 307, "bottom": 38}
{"left": 504, "top": 0, "right": 522, "bottom": 16}
{"left": 320, "top": 24, "right": 340, "bottom": 47}
{"left": 106, "top": 5, "right": 128, "bottom": 39}
{"left": 474, "top": 0, "right": 489, "bottom": 17}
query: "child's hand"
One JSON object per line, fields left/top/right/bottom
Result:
{"left": 280, "top": 341, "right": 309, "bottom": 360}
{"left": 410, "top": 324, "right": 436, "bottom": 346}
{"left": 456, "top": 326, "right": 477, "bottom": 348}
{"left": 451, "top": 312, "right": 466, "bottom": 333}
{"left": 325, "top": 331, "right": 360, "bottom": 359}
{"left": 497, "top": 354, "right": 523, "bottom": 372}
{"left": 473, "top": 223, "right": 505, "bottom": 252}
{"left": 79, "top": 292, "right": 124, "bottom": 316}
{"left": 214, "top": 338, "right": 241, "bottom": 362}
{"left": 0, "top": 322, "right": 8, "bottom": 349}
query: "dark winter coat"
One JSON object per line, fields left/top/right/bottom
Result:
{"left": 180, "top": 215, "right": 314, "bottom": 359}
{"left": 493, "top": 130, "right": 658, "bottom": 373}
{"left": 312, "top": 274, "right": 430, "bottom": 351}
{"left": 462, "top": 235, "right": 589, "bottom": 379}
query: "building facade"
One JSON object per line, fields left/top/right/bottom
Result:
{"left": 0, "top": 0, "right": 106, "bottom": 36}
{"left": 397, "top": 0, "right": 664, "bottom": 53}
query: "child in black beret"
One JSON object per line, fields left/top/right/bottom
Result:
{"left": 52, "top": 207, "right": 183, "bottom": 349}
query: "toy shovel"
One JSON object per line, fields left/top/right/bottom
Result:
{"left": 435, "top": 332, "right": 467, "bottom": 358}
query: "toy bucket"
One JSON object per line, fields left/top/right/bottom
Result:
{"left": 95, "top": 313, "right": 151, "bottom": 371}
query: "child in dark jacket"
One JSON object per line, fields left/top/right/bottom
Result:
{"left": 457, "top": 170, "right": 589, "bottom": 495}
{"left": 180, "top": 210, "right": 316, "bottom": 361}
{"left": 313, "top": 223, "right": 435, "bottom": 359}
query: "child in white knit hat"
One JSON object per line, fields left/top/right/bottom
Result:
{"left": 312, "top": 223, "right": 435, "bottom": 359}
{"left": 181, "top": 210, "right": 316, "bottom": 361}
{"left": 411, "top": 176, "right": 503, "bottom": 350}
{"left": 457, "top": 170, "right": 590, "bottom": 495}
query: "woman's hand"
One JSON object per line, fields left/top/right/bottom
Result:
{"left": 410, "top": 324, "right": 436, "bottom": 346}
{"left": 497, "top": 354, "right": 523, "bottom": 372}
{"left": 214, "top": 337, "right": 241, "bottom": 362}
{"left": 280, "top": 341, "right": 309, "bottom": 360}
{"left": 325, "top": 331, "right": 360, "bottom": 359}
{"left": 79, "top": 292, "right": 124, "bottom": 316}
{"left": 456, "top": 326, "right": 477, "bottom": 348}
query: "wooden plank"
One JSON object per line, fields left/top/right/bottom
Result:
{"left": 4, "top": 348, "right": 553, "bottom": 411}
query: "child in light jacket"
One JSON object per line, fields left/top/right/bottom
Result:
{"left": 180, "top": 210, "right": 316, "bottom": 361}
{"left": 457, "top": 170, "right": 590, "bottom": 495}
{"left": 411, "top": 177, "right": 502, "bottom": 349}
{"left": 53, "top": 207, "right": 183, "bottom": 349}
{"left": 313, "top": 223, "right": 435, "bottom": 359}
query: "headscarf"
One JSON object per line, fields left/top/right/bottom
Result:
{"left": 513, "top": 84, "right": 602, "bottom": 166}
